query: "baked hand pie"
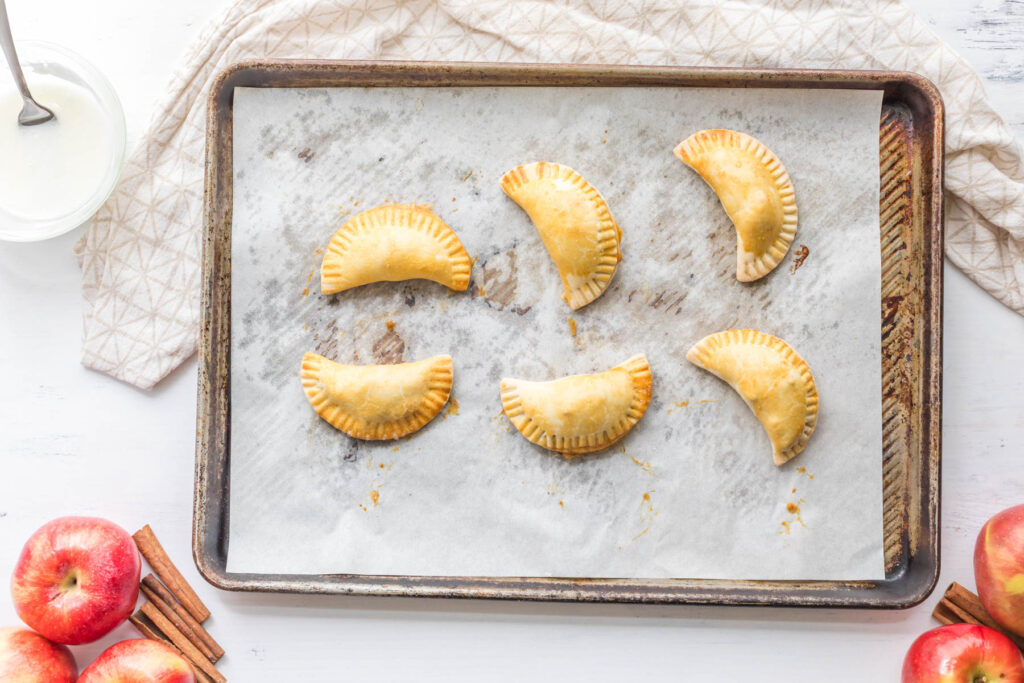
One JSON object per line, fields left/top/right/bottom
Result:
{"left": 320, "top": 204, "right": 471, "bottom": 294}
{"left": 686, "top": 330, "right": 817, "bottom": 465}
{"left": 301, "top": 353, "right": 453, "bottom": 440}
{"left": 674, "top": 130, "right": 797, "bottom": 282}
{"left": 500, "top": 162, "right": 621, "bottom": 310}
{"left": 500, "top": 354, "right": 651, "bottom": 457}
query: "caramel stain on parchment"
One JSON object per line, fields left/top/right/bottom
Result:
{"left": 568, "top": 318, "right": 577, "bottom": 337}
{"left": 463, "top": 170, "right": 474, "bottom": 181}
{"left": 630, "top": 456, "right": 656, "bottom": 478}
{"left": 667, "top": 399, "right": 689, "bottom": 414}
{"left": 632, "top": 490, "right": 657, "bottom": 542}
{"left": 559, "top": 500, "right": 564, "bottom": 509}
{"left": 697, "top": 399, "right": 716, "bottom": 404}
{"left": 369, "top": 489, "right": 380, "bottom": 506}
{"left": 796, "top": 467, "right": 815, "bottom": 480}
{"left": 386, "top": 320, "right": 396, "bottom": 332}
{"left": 779, "top": 497, "right": 807, "bottom": 535}
{"left": 444, "top": 397, "right": 460, "bottom": 418}
{"left": 302, "top": 267, "right": 316, "bottom": 297}
{"left": 789, "top": 244, "right": 810, "bottom": 274}
{"left": 372, "top": 326, "right": 405, "bottom": 364}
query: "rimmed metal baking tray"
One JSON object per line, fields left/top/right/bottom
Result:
{"left": 195, "top": 61, "right": 943, "bottom": 607}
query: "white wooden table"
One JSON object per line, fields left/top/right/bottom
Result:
{"left": 1, "top": 1, "right": 1022, "bottom": 679}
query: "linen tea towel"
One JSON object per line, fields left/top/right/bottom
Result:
{"left": 75, "top": 0, "right": 1024, "bottom": 389}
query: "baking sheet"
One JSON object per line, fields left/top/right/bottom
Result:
{"left": 227, "top": 85, "right": 884, "bottom": 580}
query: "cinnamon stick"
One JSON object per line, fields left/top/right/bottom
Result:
{"left": 191, "top": 665, "right": 216, "bottom": 683}
{"left": 129, "top": 612, "right": 215, "bottom": 683}
{"left": 945, "top": 583, "right": 1004, "bottom": 631}
{"left": 129, "top": 610, "right": 173, "bottom": 647}
{"left": 932, "top": 582, "right": 1024, "bottom": 652}
{"left": 140, "top": 602, "right": 225, "bottom": 683}
{"left": 133, "top": 525, "right": 210, "bottom": 622}
{"left": 194, "top": 667, "right": 216, "bottom": 683}
{"left": 941, "top": 597, "right": 986, "bottom": 627}
{"left": 142, "top": 574, "right": 224, "bottom": 661}
{"left": 140, "top": 581, "right": 217, "bottom": 662}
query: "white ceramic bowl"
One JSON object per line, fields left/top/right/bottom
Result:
{"left": 0, "top": 41, "right": 126, "bottom": 242}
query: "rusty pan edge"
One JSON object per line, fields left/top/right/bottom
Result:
{"left": 194, "top": 61, "right": 944, "bottom": 608}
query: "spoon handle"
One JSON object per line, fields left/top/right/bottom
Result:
{"left": 0, "top": 0, "right": 34, "bottom": 102}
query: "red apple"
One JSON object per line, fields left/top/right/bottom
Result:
{"left": 10, "top": 517, "right": 141, "bottom": 645}
{"left": 975, "top": 504, "right": 1024, "bottom": 636}
{"left": 78, "top": 639, "right": 194, "bottom": 683}
{"left": 0, "top": 626, "right": 77, "bottom": 682}
{"left": 902, "top": 623, "right": 1024, "bottom": 683}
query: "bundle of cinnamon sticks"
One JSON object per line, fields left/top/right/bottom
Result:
{"left": 130, "top": 525, "right": 226, "bottom": 682}
{"left": 933, "top": 582, "right": 1024, "bottom": 653}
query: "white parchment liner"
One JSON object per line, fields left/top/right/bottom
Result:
{"left": 228, "top": 85, "right": 884, "bottom": 580}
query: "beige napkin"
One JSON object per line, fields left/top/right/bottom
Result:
{"left": 75, "top": 0, "right": 1024, "bottom": 389}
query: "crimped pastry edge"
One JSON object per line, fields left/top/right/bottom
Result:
{"left": 686, "top": 329, "right": 817, "bottom": 464}
{"left": 500, "top": 161, "right": 621, "bottom": 309}
{"left": 674, "top": 130, "right": 797, "bottom": 282}
{"left": 500, "top": 353, "right": 652, "bottom": 457}
{"left": 320, "top": 204, "right": 472, "bottom": 294}
{"left": 301, "top": 352, "right": 453, "bottom": 440}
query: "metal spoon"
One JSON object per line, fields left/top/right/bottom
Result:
{"left": 0, "top": 0, "right": 54, "bottom": 126}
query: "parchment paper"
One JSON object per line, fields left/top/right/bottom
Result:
{"left": 227, "top": 85, "right": 884, "bottom": 580}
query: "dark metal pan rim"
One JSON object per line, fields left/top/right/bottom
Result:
{"left": 196, "top": 61, "right": 943, "bottom": 608}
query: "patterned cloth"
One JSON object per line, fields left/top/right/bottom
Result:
{"left": 75, "top": 0, "right": 1024, "bottom": 389}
